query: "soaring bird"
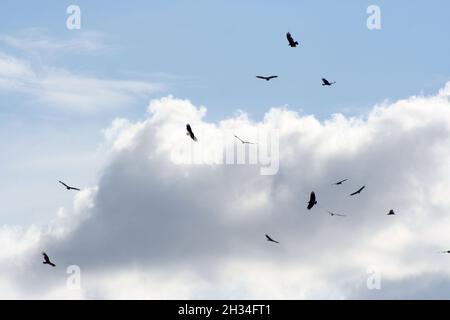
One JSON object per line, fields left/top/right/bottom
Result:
{"left": 439, "top": 251, "right": 450, "bottom": 254}
{"left": 42, "top": 252, "right": 56, "bottom": 267}
{"left": 333, "top": 179, "right": 348, "bottom": 186}
{"left": 307, "top": 192, "right": 317, "bottom": 210}
{"left": 327, "top": 211, "right": 346, "bottom": 217}
{"left": 387, "top": 209, "right": 395, "bottom": 216}
{"left": 58, "top": 181, "right": 80, "bottom": 191}
{"left": 322, "top": 78, "right": 336, "bottom": 86}
{"left": 234, "top": 134, "right": 255, "bottom": 145}
{"left": 265, "top": 234, "right": 279, "bottom": 244}
{"left": 186, "top": 124, "right": 197, "bottom": 142}
{"left": 286, "top": 32, "right": 299, "bottom": 47}
{"left": 350, "top": 186, "right": 365, "bottom": 196}
{"left": 256, "top": 75, "right": 278, "bottom": 81}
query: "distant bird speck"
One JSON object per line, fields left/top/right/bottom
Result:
{"left": 333, "top": 179, "right": 348, "bottom": 186}
{"left": 387, "top": 209, "right": 395, "bottom": 216}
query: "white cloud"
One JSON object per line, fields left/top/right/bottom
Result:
{"left": 0, "top": 30, "right": 109, "bottom": 55}
{"left": 2, "top": 82, "right": 450, "bottom": 299}
{"left": 0, "top": 52, "right": 165, "bottom": 112}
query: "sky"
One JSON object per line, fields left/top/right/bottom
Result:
{"left": 0, "top": 1, "right": 450, "bottom": 299}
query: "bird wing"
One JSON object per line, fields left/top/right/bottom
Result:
{"left": 268, "top": 76, "right": 278, "bottom": 79}
{"left": 234, "top": 135, "right": 244, "bottom": 143}
{"left": 58, "top": 181, "right": 68, "bottom": 188}
{"left": 310, "top": 192, "right": 316, "bottom": 203}
{"left": 322, "top": 78, "right": 330, "bottom": 85}
{"left": 186, "top": 124, "right": 192, "bottom": 133}
{"left": 71, "top": 187, "right": 81, "bottom": 191}
{"left": 265, "top": 234, "right": 272, "bottom": 241}
{"left": 256, "top": 76, "right": 267, "bottom": 80}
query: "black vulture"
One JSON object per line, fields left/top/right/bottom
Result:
{"left": 286, "top": 32, "right": 299, "bottom": 47}
{"left": 58, "top": 181, "right": 80, "bottom": 191}
{"left": 265, "top": 234, "right": 279, "bottom": 244}
{"left": 350, "top": 186, "right": 365, "bottom": 196}
{"left": 186, "top": 124, "right": 197, "bottom": 142}
{"left": 42, "top": 252, "right": 56, "bottom": 267}
{"left": 322, "top": 78, "right": 336, "bottom": 86}
{"left": 307, "top": 192, "right": 317, "bottom": 210}
{"left": 256, "top": 75, "right": 278, "bottom": 81}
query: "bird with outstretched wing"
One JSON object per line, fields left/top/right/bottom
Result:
{"left": 58, "top": 181, "right": 80, "bottom": 191}
{"left": 333, "top": 179, "right": 348, "bottom": 186}
{"left": 256, "top": 75, "right": 278, "bottom": 81}
{"left": 42, "top": 252, "right": 56, "bottom": 267}
{"left": 350, "top": 186, "right": 365, "bottom": 196}
{"left": 234, "top": 134, "right": 255, "bottom": 145}
{"left": 265, "top": 234, "right": 279, "bottom": 244}
{"left": 322, "top": 78, "right": 336, "bottom": 86}
{"left": 327, "top": 211, "right": 346, "bottom": 217}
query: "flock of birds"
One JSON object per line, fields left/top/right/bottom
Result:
{"left": 40, "top": 31, "right": 447, "bottom": 269}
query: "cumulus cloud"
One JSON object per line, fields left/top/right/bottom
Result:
{"left": 2, "top": 82, "right": 450, "bottom": 299}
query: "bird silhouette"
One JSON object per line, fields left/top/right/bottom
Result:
{"left": 234, "top": 134, "right": 255, "bottom": 145}
{"left": 256, "top": 75, "right": 278, "bottom": 81}
{"left": 186, "top": 124, "right": 197, "bottom": 142}
{"left": 327, "top": 211, "right": 346, "bottom": 217}
{"left": 265, "top": 234, "right": 279, "bottom": 244}
{"left": 333, "top": 179, "right": 348, "bottom": 186}
{"left": 439, "top": 251, "right": 450, "bottom": 254}
{"left": 307, "top": 192, "right": 317, "bottom": 210}
{"left": 350, "top": 186, "right": 365, "bottom": 196}
{"left": 322, "top": 78, "right": 336, "bottom": 86}
{"left": 286, "top": 32, "right": 299, "bottom": 47}
{"left": 387, "top": 209, "right": 395, "bottom": 216}
{"left": 58, "top": 181, "right": 80, "bottom": 191}
{"left": 42, "top": 252, "right": 56, "bottom": 267}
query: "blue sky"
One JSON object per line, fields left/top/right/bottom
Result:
{"left": 0, "top": 0, "right": 447, "bottom": 225}
{"left": 1, "top": 0, "right": 449, "bottom": 123}
{"left": 1, "top": 1, "right": 450, "bottom": 299}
